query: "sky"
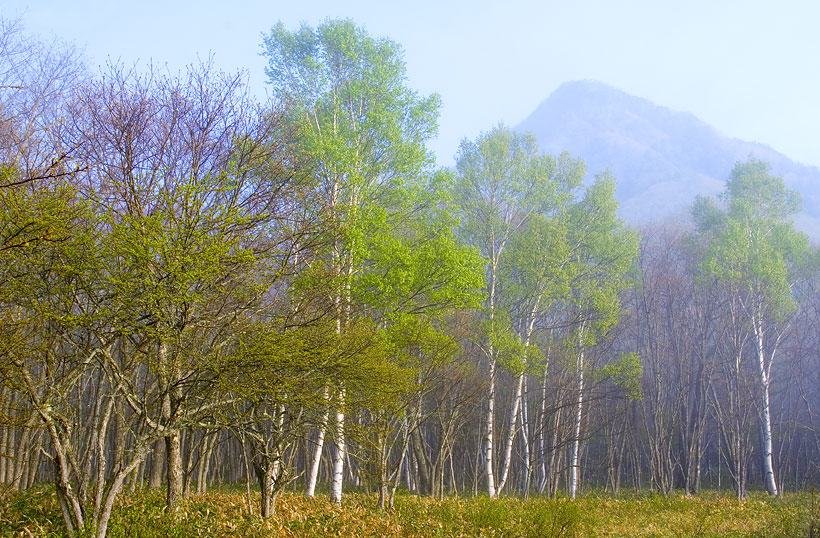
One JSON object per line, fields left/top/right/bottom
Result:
{"left": 3, "top": 0, "right": 820, "bottom": 169}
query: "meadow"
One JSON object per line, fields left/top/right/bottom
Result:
{"left": 2, "top": 487, "right": 818, "bottom": 537}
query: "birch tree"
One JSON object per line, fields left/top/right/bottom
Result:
{"left": 692, "top": 158, "right": 813, "bottom": 496}
{"left": 562, "top": 174, "right": 639, "bottom": 498}
{"left": 262, "top": 18, "right": 441, "bottom": 504}
{"left": 453, "top": 126, "right": 582, "bottom": 497}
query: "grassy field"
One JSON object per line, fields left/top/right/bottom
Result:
{"left": 1, "top": 486, "right": 818, "bottom": 537}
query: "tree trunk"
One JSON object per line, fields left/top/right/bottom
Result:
{"left": 166, "top": 430, "right": 183, "bottom": 510}
{"left": 485, "top": 356, "right": 497, "bottom": 498}
{"left": 254, "top": 458, "right": 277, "bottom": 518}
{"left": 197, "top": 433, "right": 216, "bottom": 494}
{"left": 306, "top": 386, "right": 330, "bottom": 497}
{"left": 754, "top": 314, "right": 778, "bottom": 495}
{"left": 95, "top": 442, "right": 152, "bottom": 538}
{"left": 330, "top": 387, "right": 345, "bottom": 504}
{"left": 495, "top": 372, "right": 524, "bottom": 494}
{"left": 569, "top": 346, "right": 585, "bottom": 499}
{"left": 411, "top": 425, "right": 431, "bottom": 495}
{"left": 520, "top": 376, "right": 532, "bottom": 498}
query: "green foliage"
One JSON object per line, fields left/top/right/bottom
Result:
{"left": 262, "top": 19, "right": 485, "bottom": 445}
{"left": 594, "top": 352, "right": 643, "bottom": 400}
{"left": 454, "top": 126, "right": 579, "bottom": 261}
{"left": 0, "top": 168, "right": 80, "bottom": 253}
{"left": 693, "top": 158, "right": 814, "bottom": 321}
{"left": 454, "top": 126, "right": 593, "bottom": 377}
{"left": 103, "top": 175, "right": 265, "bottom": 343}
{"left": 486, "top": 313, "right": 528, "bottom": 375}
{"left": 264, "top": 19, "right": 440, "bottom": 173}
{"left": 562, "top": 173, "right": 640, "bottom": 346}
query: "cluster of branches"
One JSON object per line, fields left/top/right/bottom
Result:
{"left": 1, "top": 16, "right": 819, "bottom": 538}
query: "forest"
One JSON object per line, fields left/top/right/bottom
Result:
{"left": 1, "top": 16, "right": 819, "bottom": 538}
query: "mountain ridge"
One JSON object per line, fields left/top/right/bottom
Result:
{"left": 516, "top": 80, "right": 820, "bottom": 237}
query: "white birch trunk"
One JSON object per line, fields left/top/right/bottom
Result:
{"left": 569, "top": 346, "right": 585, "bottom": 499}
{"left": 754, "top": 313, "right": 778, "bottom": 495}
{"left": 495, "top": 372, "right": 524, "bottom": 494}
{"left": 537, "top": 368, "right": 549, "bottom": 494}
{"left": 484, "top": 260, "right": 499, "bottom": 498}
{"left": 520, "top": 376, "right": 531, "bottom": 497}
{"left": 330, "top": 387, "right": 346, "bottom": 504}
{"left": 305, "top": 386, "right": 330, "bottom": 497}
{"left": 485, "top": 357, "right": 496, "bottom": 498}
{"left": 496, "top": 313, "right": 538, "bottom": 495}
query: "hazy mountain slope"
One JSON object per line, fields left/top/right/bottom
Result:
{"left": 517, "top": 80, "right": 820, "bottom": 236}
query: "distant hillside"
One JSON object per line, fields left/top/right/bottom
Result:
{"left": 517, "top": 80, "right": 820, "bottom": 237}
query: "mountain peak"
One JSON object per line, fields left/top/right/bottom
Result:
{"left": 550, "top": 79, "right": 625, "bottom": 98}
{"left": 516, "top": 81, "right": 820, "bottom": 237}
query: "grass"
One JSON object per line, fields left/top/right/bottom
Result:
{"left": 1, "top": 486, "right": 818, "bottom": 537}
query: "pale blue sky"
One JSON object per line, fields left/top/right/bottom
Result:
{"left": 4, "top": 0, "right": 819, "bottom": 169}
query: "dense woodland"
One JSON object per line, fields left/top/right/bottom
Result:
{"left": 1, "top": 17, "right": 819, "bottom": 538}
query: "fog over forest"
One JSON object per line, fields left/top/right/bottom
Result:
{"left": 1, "top": 16, "right": 819, "bottom": 538}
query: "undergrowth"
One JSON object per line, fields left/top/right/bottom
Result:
{"left": 0, "top": 486, "right": 817, "bottom": 537}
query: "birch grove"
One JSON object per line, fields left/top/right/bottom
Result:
{"left": 3, "top": 17, "right": 820, "bottom": 538}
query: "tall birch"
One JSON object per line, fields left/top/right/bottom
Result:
{"left": 453, "top": 127, "right": 581, "bottom": 497}
{"left": 562, "top": 174, "right": 639, "bottom": 498}
{"left": 693, "top": 158, "right": 814, "bottom": 496}
{"left": 262, "top": 19, "right": 441, "bottom": 502}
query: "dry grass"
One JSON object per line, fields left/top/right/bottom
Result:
{"left": 1, "top": 486, "right": 817, "bottom": 537}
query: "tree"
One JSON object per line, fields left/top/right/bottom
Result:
{"left": 0, "top": 16, "right": 86, "bottom": 187}
{"left": 561, "top": 173, "right": 639, "bottom": 498}
{"left": 262, "top": 18, "right": 443, "bottom": 504}
{"left": 693, "top": 158, "right": 814, "bottom": 496}
{"left": 2, "top": 60, "right": 294, "bottom": 538}
{"left": 628, "top": 224, "right": 715, "bottom": 494}
{"left": 453, "top": 125, "right": 584, "bottom": 497}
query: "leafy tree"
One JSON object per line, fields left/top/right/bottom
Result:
{"left": 262, "top": 19, "right": 474, "bottom": 505}
{"left": 560, "top": 173, "right": 639, "bottom": 498}
{"left": 692, "top": 158, "right": 815, "bottom": 496}
{"left": 453, "top": 125, "right": 584, "bottom": 497}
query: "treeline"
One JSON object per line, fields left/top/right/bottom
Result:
{"left": 1, "top": 17, "right": 819, "bottom": 538}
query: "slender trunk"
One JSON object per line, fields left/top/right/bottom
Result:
{"left": 550, "top": 401, "right": 566, "bottom": 497}
{"left": 411, "top": 424, "right": 432, "bottom": 495}
{"left": 485, "top": 356, "right": 496, "bottom": 498}
{"left": 754, "top": 313, "right": 778, "bottom": 495}
{"left": 537, "top": 368, "right": 548, "bottom": 494}
{"left": 160, "top": 339, "right": 183, "bottom": 510}
{"left": 95, "top": 443, "right": 151, "bottom": 538}
{"left": 520, "top": 376, "right": 531, "bottom": 497}
{"left": 26, "top": 432, "right": 42, "bottom": 488}
{"left": 485, "top": 260, "right": 498, "bottom": 498}
{"left": 197, "top": 433, "right": 216, "bottom": 494}
{"left": 389, "top": 418, "right": 411, "bottom": 508}
{"left": 93, "top": 396, "right": 116, "bottom": 519}
{"left": 49, "top": 421, "right": 85, "bottom": 536}
{"left": 165, "top": 430, "right": 183, "bottom": 510}
{"left": 330, "top": 387, "right": 345, "bottom": 504}
{"left": 495, "top": 372, "right": 524, "bottom": 494}
{"left": 569, "top": 344, "right": 585, "bottom": 499}
{"left": 376, "top": 429, "right": 388, "bottom": 509}
{"left": 12, "top": 423, "right": 31, "bottom": 490}
{"left": 306, "top": 386, "right": 330, "bottom": 496}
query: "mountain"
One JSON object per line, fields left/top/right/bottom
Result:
{"left": 517, "top": 80, "right": 820, "bottom": 237}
